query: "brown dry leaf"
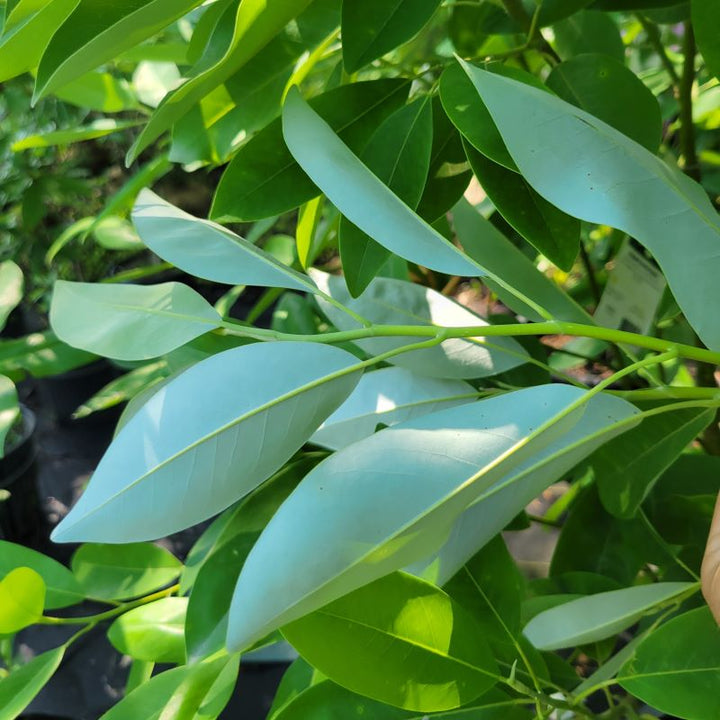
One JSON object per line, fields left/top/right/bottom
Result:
{"left": 701, "top": 490, "right": 720, "bottom": 625}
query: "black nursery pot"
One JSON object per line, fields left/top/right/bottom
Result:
{"left": 37, "top": 359, "right": 120, "bottom": 424}
{"left": 0, "top": 406, "right": 44, "bottom": 547}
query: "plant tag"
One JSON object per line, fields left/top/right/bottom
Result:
{"left": 594, "top": 241, "right": 666, "bottom": 336}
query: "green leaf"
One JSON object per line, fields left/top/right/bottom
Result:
{"left": 451, "top": 198, "right": 591, "bottom": 323}
{"left": 227, "top": 385, "right": 637, "bottom": 650}
{"left": 524, "top": 582, "right": 693, "bottom": 651}
{"left": 107, "top": 597, "right": 187, "bottom": 664}
{"left": 546, "top": 54, "right": 662, "bottom": 151}
{"left": 0, "top": 376, "right": 19, "bottom": 457}
{"left": 92, "top": 217, "right": 143, "bottom": 251}
{"left": 463, "top": 141, "right": 580, "bottom": 271}
{"left": 70, "top": 543, "right": 181, "bottom": 602}
{"left": 35, "top": 0, "right": 203, "bottom": 97}
{"left": 99, "top": 654, "right": 238, "bottom": 720}
{"left": 0, "top": 0, "right": 78, "bottom": 83}
{"left": 551, "top": 486, "right": 661, "bottom": 585}
{"left": 212, "top": 79, "right": 410, "bottom": 222}
{"left": 312, "top": 270, "right": 528, "bottom": 379}
{"left": 311, "top": 367, "right": 476, "bottom": 450}
{"left": 0, "top": 261, "right": 23, "bottom": 332}
{"left": 537, "top": 0, "right": 595, "bottom": 24}
{"left": 283, "top": 572, "right": 497, "bottom": 712}
{"left": 340, "top": 97, "right": 433, "bottom": 297}
{"left": 0, "top": 646, "right": 65, "bottom": 720}
{"left": 0, "top": 567, "right": 45, "bottom": 634}
{"left": 459, "top": 62, "right": 720, "bottom": 351}
{"left": 282, "top": 87, "right": 477, "bottom": 276}
{"left": 409, "top": 393, "right": 637, "bottom": 586}
{"left": 693, "top": 0, "right": 720, "bottom": 80}
{"left": 132, "top": 190, "right": 314, "bottom": 293}
{"left": 52, "top": 342, "right": 362, "bottom": 543}
{"left": 593, "top": 406, "right": 713, "bottom": 518}
{"left": 552, "top": 10, "right": 625, "bottom": 61}
{"left": 50, "top": 71, "right": 138, "bottom": 113}
{"left": 184, "top": 456, "right": 318, "bottom": 662}
{"left": 127, "top": 0, "right": 316, "bottom": 163}
{"left": 0, "top": 331, "right": 95, "bottom": 381}
{"left": 415, "top": 95, "right": 473, "bottom": 223}
{"left": 0, "top": 541, "right": 82, "bottom": 609}
{"left": 12, "top": 119, "right": 141, "bottom": 151}
{"left": 49, "top": 281, "right": 222, "bottom": 361}
{"left": 439, "top": 62, "right": 544, "bottom": 173}
{"left": 341, "top": 0, "right": 441, "bottom": 73}
{"left": 268, "top": 658, "right": 324, "bottom": 719}
{"left": 620, "top": 607, "right": 720, "bottom": 719}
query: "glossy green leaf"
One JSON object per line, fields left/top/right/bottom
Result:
{"left": 212, "top": 79, "right": 410, "bottom": 222}
{"left": 0, "top": 331, "right": 95, "bottom": 381}
{"left": 127, "top": 0, "right": 316, "bottom": 163}
{"left": 11, "top": 119, "right": 141, "bottom": 151}
{"left": 50, "top": 281, "right": 221, "bottom": 361}
{"left": 228, "top": 385, "right": 637, "bottom": 650}
{"left": 0, "top": 567, "right": 45, "bottom": 634}
{"left": 340, "top": 98, "right": 433, "bottom": 297}
{"left": 593, "top": 406, "right": 713, "bottom": 518}
{"left": 553, "top": 10, "right": 625, "bottom": 61}
{"left": 132, "top": 190, "right": 314, "bottom": 293}
{"left": 70, "top": 543, "right": 181, "bottom": 601}
{"left": 0, "top": 375, "right": 19, "bottom": 456}
{"left": 0, "top": 261, "right": 23, "bottom": 332}
{"left": 0, "top": 0, "right": 78, "bottom": 83}
{"left": 415, "top": 95, "right": 473, "bottom": 223}
{"left": 0, "top": 646, "right": 65, "bottom": 720}
{"left": 282, "top": 87, "right": 477, "bottom": 276}
{"left": 524, "top": 582, "right": 692, "bottom": 651}
{"left": 312, "top": 270, "right": 528, "bottom": 378}
{"left": 537, "top": 0, "right": 595, "bottom": 24}
{"left": 451, "top": 198, "right": 591, "bottom": 323}
{"left": 620, "top": 607, "right": 720, "bottom": 719}
{"left": 459, "top": 62, "right": 720, "bottom": 351}
{"left": 34, "top": 0, "right": 203, "bottom": 98}
{"left": 693, "top": 0, "right": 720, "bottom": 80}
{"left": 546, "top": 54, "right": 662, "bottom": 151}
{"left": 341, "top": 0, "right": 441, "bottom": 73}
{"left": 100, "top": 654, "right": 238, "bottom": 720}
{"left": 50, "top": 71, "right": 138, "bottom": 113}
{"left": 184, "top": 456, "right": 318, "bottom": 662}
{"left": 0, "top": 541, "right": 83, "bottom": 609}
{"left": 439, "top": 62, "right": 544, "bottom": 172}
{"left": 464, "top": 141, "right": 580, "bottom": 271}
{"left": 268, "top": 658, "right": 324, "bottom": 718}
{"left": 311, "top": 367, "right": 476, "bottom": 450}
{"left": 283, "top": 572, "right": 497, "bottom": 712}
{"left": 107, "top": 597, "right": 187, "bottom": 664}
{"left": 52, "top": 342, "right": 362, "bottom": 543}
{"left": 409, "top": 393, "right": 638, "bottom": 585}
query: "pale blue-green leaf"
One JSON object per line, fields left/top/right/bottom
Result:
{"left": 0, "top": 646, "right": 65, "bottom": 720}
{"left": 132, "top": 190, "right": 314, "bottom": 293}
{"left": 34, "top": 0, "right": 205, "bottom": 98}
{"left": 282, "top": 88, "right": 478, "bottom": 277}
{"left": 49, "top": 281, "right": 221, "bottom": 361}
{"left": 524, "top": 582, "right": 693, "bottom": 651}
{"left": 52, "top": 342, "right": 362, "bottom": 543}
{"left": 311, "top": 367, "right": 476, "bottom": 450}
{"left": 127, "top": 0, "right": 315, "bottom": 163}
{"left": 408, "top": 392, "right": 638, "bottom": 585}
{"left": 0, "top": 375, "right": 19, "bottom": 457}
{"left": 311, "top": 270, "right": 529, "bottom": 379}
{"left": 458, "top": 61, "right": 720, "bottom": 351}
{"left": 0, "top": 261, "right": 23, "bottom": 331}
{"left": 227, "top": 385, "right": 634, "bottom": 650}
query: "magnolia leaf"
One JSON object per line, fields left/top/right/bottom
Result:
{"left": 0, "top": 261, "right": 23, "bottom": 331}
{"left": 50, "top": 281, "right": 221, "bottom": 361}
{"left": 52, "top": 342, "right": 361, "bottom": 543}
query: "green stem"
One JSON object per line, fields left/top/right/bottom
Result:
{"left": 637, "top": 14, "right": 680, "bottom": 87}
{"left": 219, "top": 319, "right": 720, "bottom": 367}
{"left": 40, "top": 583, "right": 180, "bottom": 626}
{"left": 679, "top": 22, "right": 700, "bottom": 182}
